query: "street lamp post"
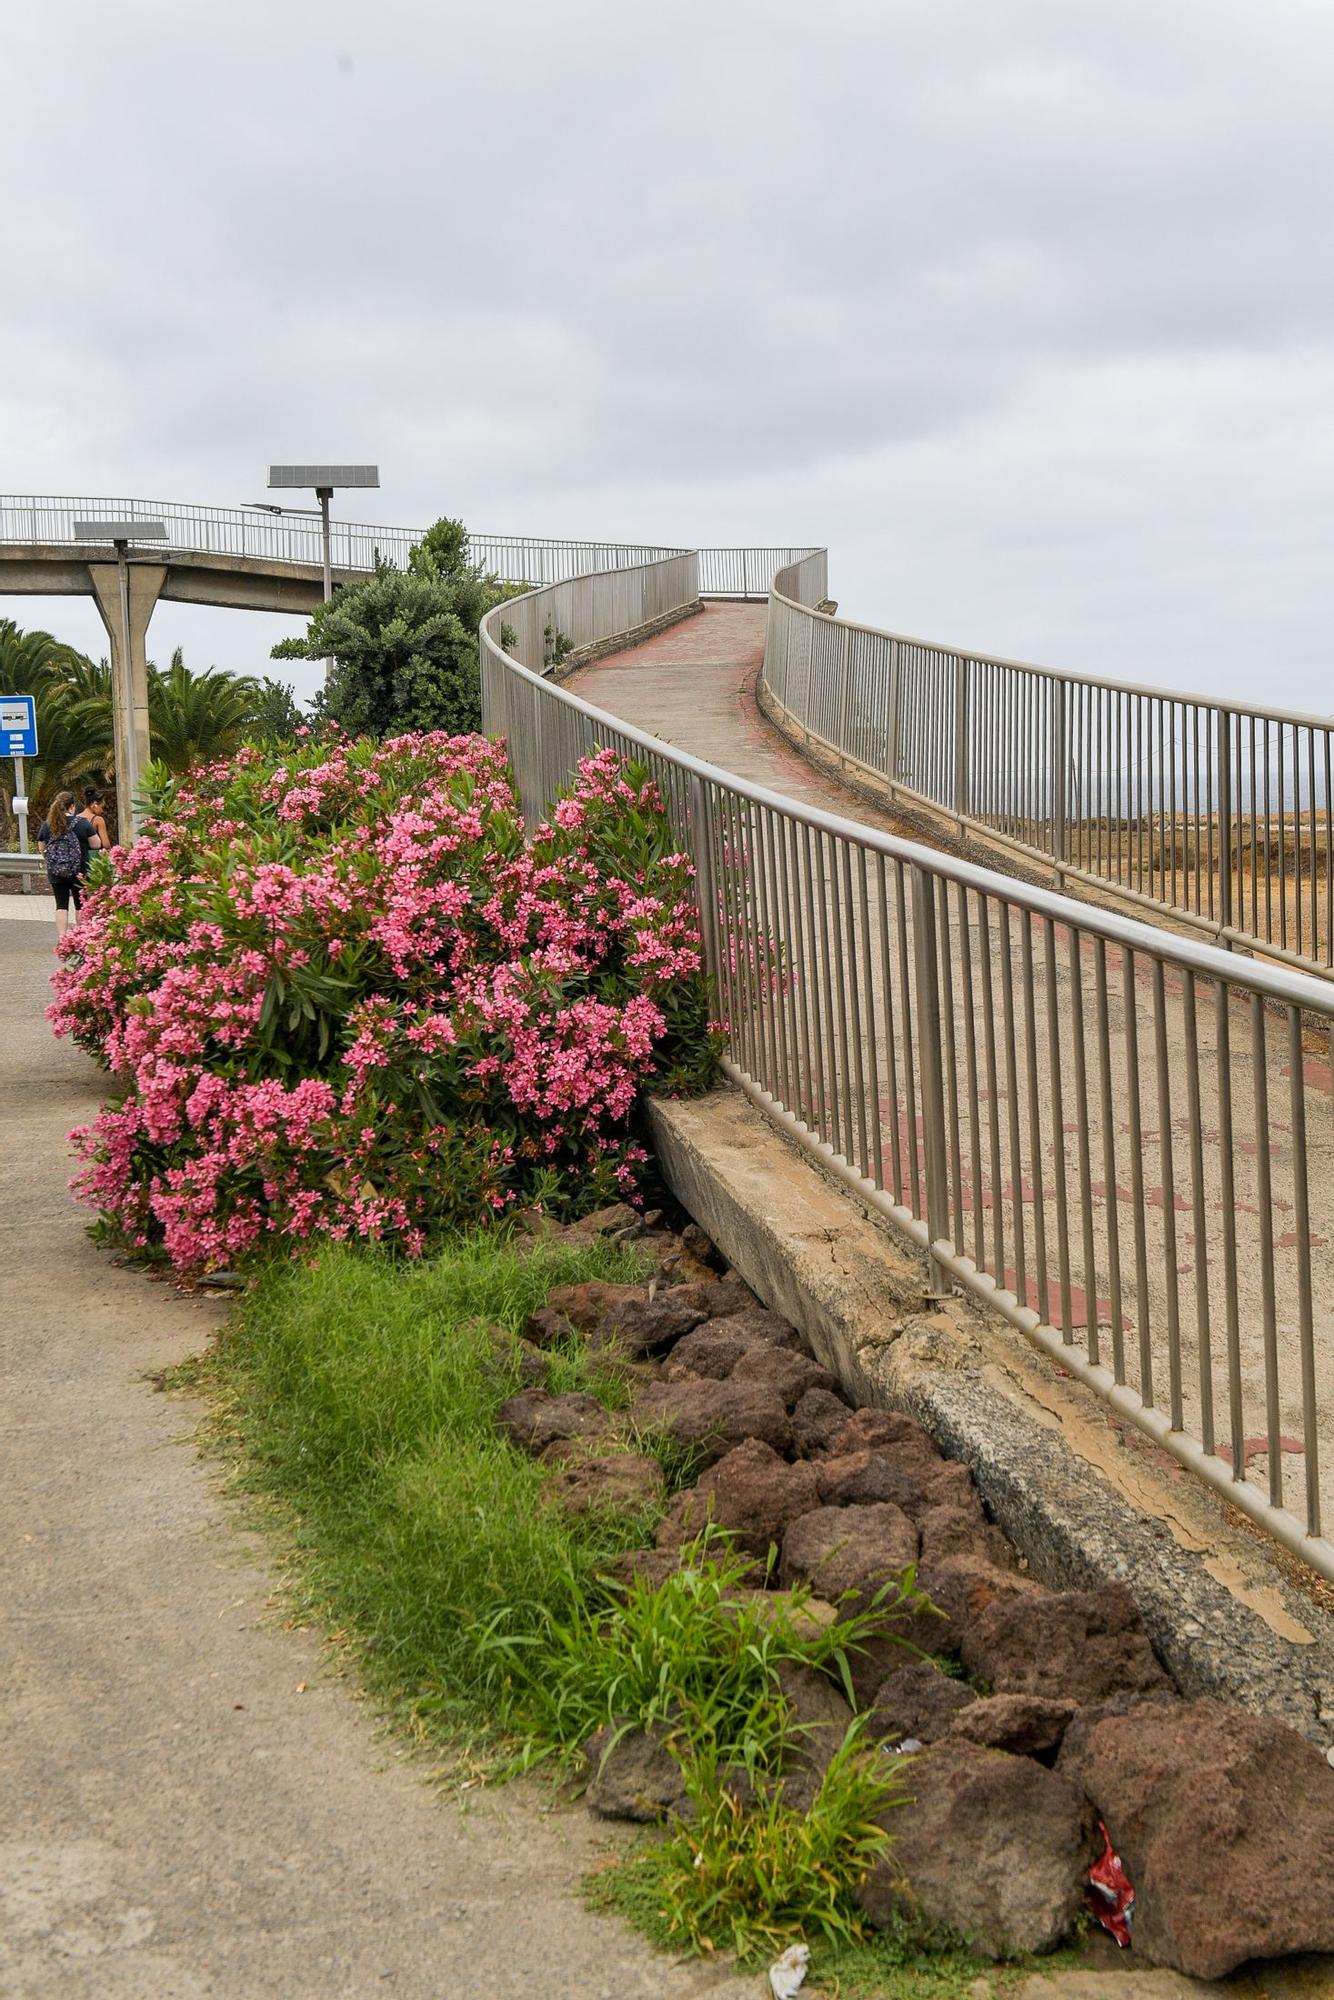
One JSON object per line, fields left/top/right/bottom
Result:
{"left": 266, "top": 465, "right": 380, "bottom": 683}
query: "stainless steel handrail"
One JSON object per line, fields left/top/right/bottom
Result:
{"left": 482, "top": 549, "right": 1334, "bottom": 1583}
{"left": 0, "top": 497, "right": 793, "bottom": 599}
{"left": 762, "top": 577, "right": 1334, "bottom": 976}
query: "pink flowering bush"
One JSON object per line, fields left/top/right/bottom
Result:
{"left": 49, "top": 732, "right": 720, "bottom": 1270}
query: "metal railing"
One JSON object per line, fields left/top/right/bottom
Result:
{"left": 483, "top": 550, "right": 1334, "bottom": 1584}
{"left": 0, "top": 498, "right": 804, "bottom": 600}
{"left": 0, "top": 495, "right": 686, "bottom": 588}
{"left": 762, "top": 582, "right": 1334, "bottom": 978}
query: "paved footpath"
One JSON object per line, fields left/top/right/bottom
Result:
{"left": 569, "top": 606, "right": 1334, "bottom": 1539}
{"left": 0, "top": 917, "right": 757, "bottom": 2000}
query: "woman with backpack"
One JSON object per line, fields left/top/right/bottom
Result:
{"left": 37, "top": 790, "right": 99, "bottom": 943}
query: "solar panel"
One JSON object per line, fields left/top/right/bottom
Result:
{"left": 267, "top": 465, "right": 380, "bottom": 489}
{"left": 72, "top": 519, "right": 169, "bottom": 540}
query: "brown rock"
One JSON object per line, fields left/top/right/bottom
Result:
{"left": 667, "top": 1274, "right": 758, "bottom": 1320}
{"left": 722, "top": 1589, "right": 838, "bottom": 1645}
{"left": 729, "top": 1345, "right": 836, "bottom": 1408}
{"left": 917, "top": 1499, "right": 1016, "bottom": 1570}
{"left": 829, "top": 1407, "right": 940, "bottom": 1459}
{"left": 1054, "top": 1689, "right": 1179, "bottom": 1779}
{"left": 543, "top": 1453, "right": 665, "bottom": 1518}
{"left": 790, "top": 1386, "right": 854, "bottom": 1458}
{"left": 707, "top": 1306, "right": 803, "bottom": 1352}
{"left": 681, "top": 1222, "right": 723, "bottom": 1268}
{"left": 654, "top": 1438, "right": 821, "bottom": 1559}
{"left": 838, "top": 1558, "right": 1044, "bottom": 1705}
{"left": 948, "top": 1693, "right": 1076, "bottom": 1759}
{"left": 775, "top": 1659, "right": 853, "bottom": 1811}
{"left": 497, "top": 1389, "right": 610, "bottom": 1456}
{"left": 635, "top": 1377, "right": 793, "bottom": 1465}
{"left": 857, "top": 1740, "right": 1097, "bottom": 1957}
{"left": 779, "top": 1503, "right": 919, "bottom": 1601}
{"left": 661, "top": 1324, "right": 750, "bottom": 1382}
{"left": 600, "top": 1292, "right": 706, "bottom": 1356}
{"left": 539, "top": 1279, "right": 645, "bottom": 1335}
{"left": 961, "top": 1585, "right": 1171, "bottom": 1706}
{"left": 1068, "top": 1698, "right": 1334, "bottom": 1978}
{"left": 609, "top": 1546, "right": 681, "bottom": 1593}
{"left": 568, "top": 1202, "right": 645, "bottom": 1239}
{"left": 867, "top": 1659, "right": 976, "bottom": 1745}
{"left": 817, "top": 1444, "right": 980, "bottom": 1531}
{"left": 583, "top": 1723, "right": 689, "bottom": 1822}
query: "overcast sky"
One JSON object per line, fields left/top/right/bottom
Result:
{"left": 4, "top": 0, "right": 1333, "bottom": 713}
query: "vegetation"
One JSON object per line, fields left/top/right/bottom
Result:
{"left": 186, "top": 1232, "right": 923, "bottom": 1972}
{"left": 49, "top": 731, "right": 719, "bottom": 1269}
{"left": 272, "top": 516, "right": 526, "bottom": 739}
{"left": 0, "top": 615, "right": 302, "bottom": 834}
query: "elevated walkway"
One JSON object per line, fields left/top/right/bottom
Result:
{"left": 564, "top": 604, "right": 1334, "bottom": 1570}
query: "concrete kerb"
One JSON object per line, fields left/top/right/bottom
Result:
{"left": 648, "top": 1085, "right": 1334, "bottom": 1745}
{"left": 548, "top": 599, "right": 705, "bottom": 682}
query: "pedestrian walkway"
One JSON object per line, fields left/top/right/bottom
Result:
{"left": 0, "top": 917, "right": 755, "bottom": 2000}
{"left": 568, "top": 606, "right": 1334, "bottom": 1545}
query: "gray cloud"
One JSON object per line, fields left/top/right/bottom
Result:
{"left": 4, "top": 0, "right": 1334, "bottom": 712}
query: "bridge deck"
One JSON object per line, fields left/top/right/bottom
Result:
{"left": 569, "top": 606, "right": 1334, "bottom": 1539}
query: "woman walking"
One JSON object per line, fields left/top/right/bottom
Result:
{"left": 37, "top": 790, "right": 99, "bottom": 944}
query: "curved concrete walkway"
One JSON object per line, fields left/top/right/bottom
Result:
{"left": 0, "top": 919, "right": 756, "bottom": 1999}
{"left": 567, "top": 607, "right": 1334, "bottom": 1546}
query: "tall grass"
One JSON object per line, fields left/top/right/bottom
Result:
{"left": 202, "top": 1234, "right": 657, "bottom": 1741}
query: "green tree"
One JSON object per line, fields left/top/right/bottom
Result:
{"left": 272, "top": 516, "right": 523, "bottom": 739}
{"left": 0, "top": 620, "right": 113, "bottom": 826}
{"left": 147, "top": 649, "right": 270, "bottom": 772}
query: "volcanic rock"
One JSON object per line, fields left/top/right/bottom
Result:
{"left": 543, "top": 1452, "right": 665, "bottom": 1517}
{"left": 774, "top": 1659, "right": 853, "bottom": 1812}
{"left": 653, "top": 1438, "right": 821, "bottom": 1559}
{"left": 948, "top": 1693, "right": 1076, "bottom": 1759}
{"left": 497, "top": 1389, "right": 610, "bottom": 1456}
{"left": 729, "top": 1345, "right": 837, "bottom": 1408}
{"left": 779, "top": 1503, "right": 919, "bottom": 1601}
{"left": 856, "top": 1741, "right": 1097, "bottom": 1957}
{"left": 583, "top": 1723, "right": 690, "bottom": 1823}
{"left": 790, "top": 1386, "right": 855, "bottom": 1458}
{"left": 961, "top": 1585, "right": 1170, "bottom": 1706}
{"left": 599, "top": 1292, "right": 706, "bottom": 1356}
{"left": 635, "top": 1377, "right": 792, "bottom": 1464}
{"left": 1065, "top": 1698, "right": 1334, "bottom": 1978}
{"left": 867, "top": 1659, "right": 977, "bottom": 1746}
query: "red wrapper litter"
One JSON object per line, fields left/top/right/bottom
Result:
{"left": 1086, "top": 1821, "right": 1134, "bottom": 1947}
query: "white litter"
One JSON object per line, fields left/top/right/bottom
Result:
{"left": 768, "top": 1941, "right": 810, "bottom": 1998}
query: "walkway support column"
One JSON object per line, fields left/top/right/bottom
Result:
{"left": 88, "top": 560, "right": 166, "bottom": 846}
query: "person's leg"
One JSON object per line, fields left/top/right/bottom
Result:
{"left": 68, "top": 881, "right": 84, "bottom": 932}
{"left": 53, "top": 881, "right": 70, "bottom": 944}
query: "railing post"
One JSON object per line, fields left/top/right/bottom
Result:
{"left": 954, "top": 654, "right": 969, "bottom": 821}
{"left": 1216, "top": 706, "right": 1233, "bottom": 943}
{"left": 837, "top": 623, "right": 851, "bottom": 756}
{"left": 910, "top": 867, "right": 952, "bottom": 1296}
{"left": 886, "top": 639, "right": 901, "bottom": 788}
{"left": 1051, "top": 677, "right": 1068, "bottom": 867}
{"left": 689, "top": 772, "right": 721, "bottom": 986}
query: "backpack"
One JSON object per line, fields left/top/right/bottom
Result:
{"left": 45, "top": 825, "right": 83, "bottom": 883}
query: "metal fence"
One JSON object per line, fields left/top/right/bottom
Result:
{"left": 763, "top": 582, "right": 1334, "bottom": 978}
{"left": 0, "top": 498, "right": 812, "bottom": 601}
{"left": 483, "top": 550, "right": 1334, "bottom": 1585}
{"left": 0, "top": 495, "right": 686, "bottom": 588}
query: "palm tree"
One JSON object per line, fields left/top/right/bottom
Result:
{"left": 147, "top": 649, "right": 271, "bottom": 773}
{"left": 0, "top": 620, "right": 113, "bottom": 826}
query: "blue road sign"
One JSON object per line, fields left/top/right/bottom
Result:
{"left": 1, "top": 694, "right": 38, "bottom": 758}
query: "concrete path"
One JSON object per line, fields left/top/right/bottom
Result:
{"left": 0, "top": 917, "right": 756, "bottom": 1999}
{"left": 568, "top": 607, "right": 1334, "bottom": 1542}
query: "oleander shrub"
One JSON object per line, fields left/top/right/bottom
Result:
{"left": 49, "top": 731, "right": 720, "bottom": 1270}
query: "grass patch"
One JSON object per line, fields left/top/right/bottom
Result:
{"left": 190, "top": 1232, "right": 659, "bottom": 1749}
{"left": 183, "top": 1230, "right": 1049, "bottom": 1983}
